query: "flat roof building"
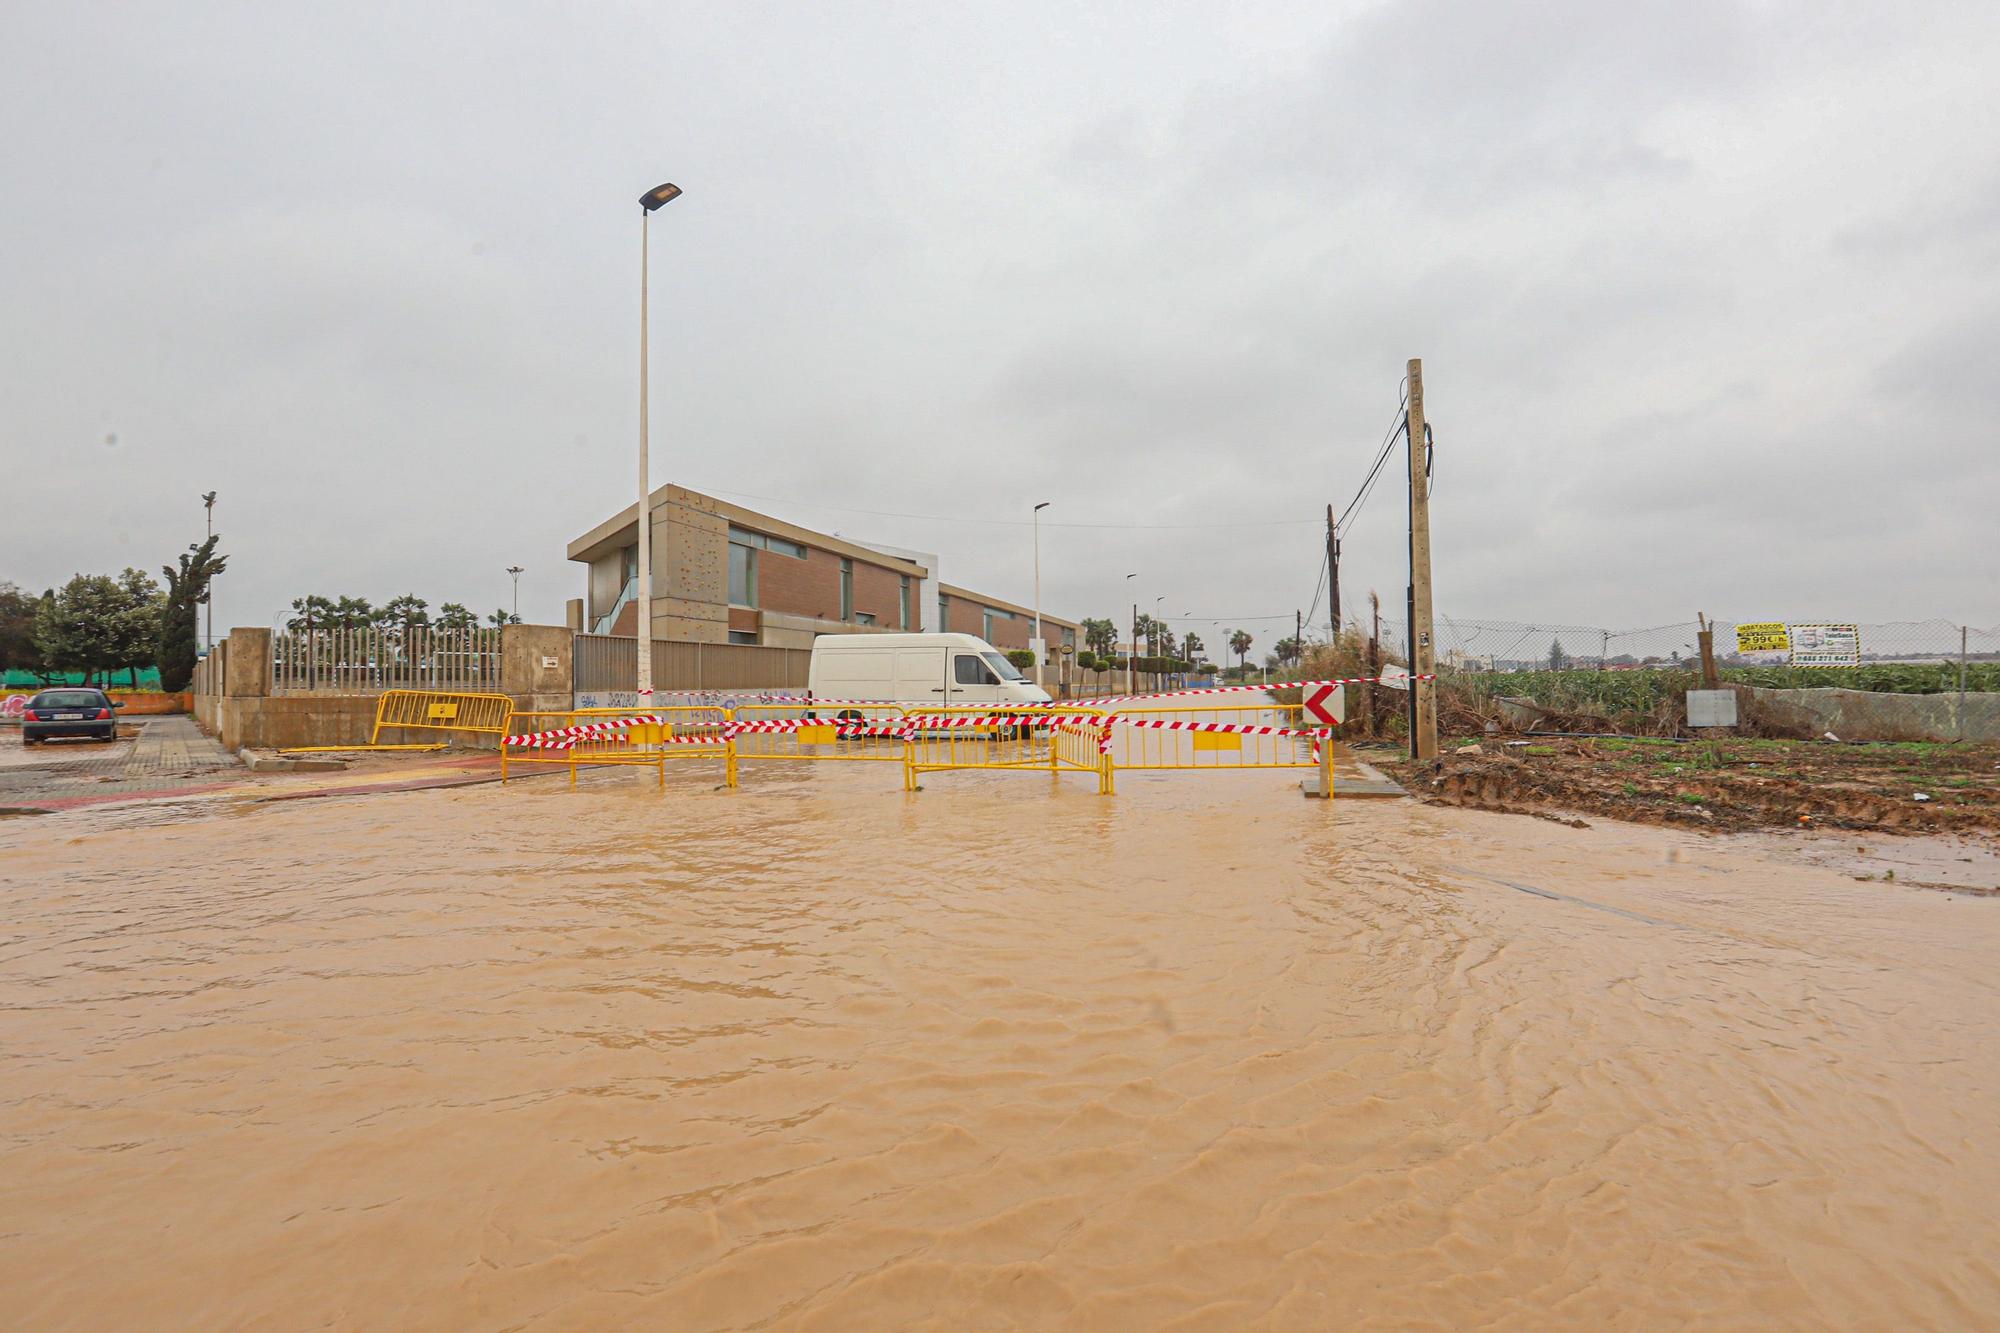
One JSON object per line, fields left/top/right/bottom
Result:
{"left": 566, "top": 485, "right": 1078, "bottom": 656}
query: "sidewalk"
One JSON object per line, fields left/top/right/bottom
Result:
{"left": 0, "top": 714, "right": 246, "bottom": 812}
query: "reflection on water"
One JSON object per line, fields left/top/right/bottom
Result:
{"left": 2, "top": 767, "right": 1997, "bottom": 1328}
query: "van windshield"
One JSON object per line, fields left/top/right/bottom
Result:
{"left": 980, "top": 652, "right": 1025, "bottom": 682}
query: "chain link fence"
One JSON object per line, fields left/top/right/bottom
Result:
{"left": 1344, "top": 616, "right": 1999, "bottom": 677}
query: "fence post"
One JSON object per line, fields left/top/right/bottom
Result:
{"left": 1961, "top": 625, "right": 1970, "bottom": 743}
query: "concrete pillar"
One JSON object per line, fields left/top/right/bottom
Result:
{"left": 224, "top": 628, "right": 271, "bottom": 697}
{"left": 502, "top": 624, "right": 573, "bottom": 712}
{"left": 565, "top": 598, "right": 584, "bottom": 632}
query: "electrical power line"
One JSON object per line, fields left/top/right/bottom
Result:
{"left": 1336, "top": 398, "right": 1409, "bottom": 536}
{"left": 685, "top": 483, "right": 1322, "bottom": 532}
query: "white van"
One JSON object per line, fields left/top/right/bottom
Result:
{"left": 808, "top": 632, "right": 1053, "bottom": 709}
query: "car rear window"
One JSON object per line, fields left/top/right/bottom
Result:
{"left": 32, "top": 690, "right": 103, "bottom": 708}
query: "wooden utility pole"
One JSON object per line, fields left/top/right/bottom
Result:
{"left": 1406, "top": 358, "right": 1438, "bottom": 760}
{"left": 1295, "top": 608, "right": 1303, "bottom": 665}
{"left": 1696, "top": 612, "right": 1719, "bottom": 689}
{"left": 1326, "top": 505, "right": 1340, "bottom": 644}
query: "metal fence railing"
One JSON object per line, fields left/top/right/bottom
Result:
{"left": 572, "top": 634, "right": 812, "bottom": 694}
{"left": 271, "top": 627, "right": 504, "bottom": 696}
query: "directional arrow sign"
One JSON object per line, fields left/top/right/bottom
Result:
{"left": 1303, "top": 683, "right": 1344, "bottom": 726}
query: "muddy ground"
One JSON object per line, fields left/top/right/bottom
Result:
{"left": 1377, "top": 736, "right": 2000, "bottom": 839}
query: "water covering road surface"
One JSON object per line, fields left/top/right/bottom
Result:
{"left": 3, "top": 764, "right": 1996, "bottom": 1328}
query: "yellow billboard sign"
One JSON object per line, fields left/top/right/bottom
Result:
{"left": 1734, "top": 623, "right": 1791, "bottom": 654}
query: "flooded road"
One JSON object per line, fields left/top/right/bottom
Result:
{"left": 3, "top": 766, "right": 1997, "bottom": 1328}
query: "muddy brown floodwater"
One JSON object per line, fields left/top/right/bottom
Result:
{"left": 3, "top": 764, "right": 1998, "bottom": 1329}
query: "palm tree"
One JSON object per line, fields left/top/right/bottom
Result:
{"left": 1183, "top": 631, "right": 1204, "bottom": 663}
{"left": 487, "top": 608, "right": 520, "bottom": 627}
{"left": 330, "top": 596, "right": 374, "bottom": 632}
{"left": 436, "top": 602, "right": 478, "bottom": 632}
{"left": 1229, "top": 629, "right": 1252, "bottom": 672}
{"left": 379, "top": 594, "right": 430, "bottom": 640}
{"left": 287, "top": 595, "right": 333, "bottom": 634}
{"left": 1082, "top": 617, "right": 1117, "bottom": 656}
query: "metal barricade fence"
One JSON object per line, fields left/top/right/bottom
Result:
{"left": 903, "top": 705, "right": 1111, "bottom": 793}
{"left": 501, "top": 706, "right": 732, "bottom": 789}
{"left": 1096, "top": 702, "right": 1330, "bottom": 796}
{"left": 495, "top": 700, "right": 1333, "bottom": 800}
{"left": 727, "top": 702, "right": 909, "bottom": 789}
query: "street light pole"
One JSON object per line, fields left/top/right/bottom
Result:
{"left": 636, "top": 182, "right": 682, "bottom": 701}
{"left": 506, "top": 565, "right": 524, "bottom": 621}
{"left": 1032, "top": 501, "right": 1050, "bottom": 693}
{"left": 1125, "top": 572, "right": 1138, "bottom": 696}
{"left": 201, "top": 491, "right": 216, "bottom": 651}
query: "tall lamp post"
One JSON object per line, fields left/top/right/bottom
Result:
{"left": 201, "top": 491, "right": 217, "bottom": 651}
{"left": 506, "top": 565, "right": 524, "bottom": 622}
{"left": 1125, "top": 572, "right": 1138, "bottom": 696}
{"left": 1031, "top": 501, "right": 1050, "bottom": 693}
{"left": 636, "top": 181, "right": 682, "bottom": 700}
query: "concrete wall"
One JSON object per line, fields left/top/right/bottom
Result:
{"left": 1740, "top": 684, "right": 2000, "bottom": 743}
{"left": 190, "top": 623, "right": 582, "bottom": 752}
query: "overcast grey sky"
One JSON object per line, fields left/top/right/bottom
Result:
{"left": 4, "top": 1, "right": 1996, "bottom": 645}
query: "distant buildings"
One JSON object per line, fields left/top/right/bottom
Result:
{"left": 566, "top": 484, "right": 1078, "bottom": 655}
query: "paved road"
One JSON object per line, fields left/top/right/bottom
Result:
{"left": 0, "top": 714, "right": 245, "bottom": 811}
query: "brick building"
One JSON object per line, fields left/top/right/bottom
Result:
{"left": 567, "top": 484, "right": 1078, "bottom": 656}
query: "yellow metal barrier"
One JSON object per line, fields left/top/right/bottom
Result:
{"left": 904, "top": 705, "right": 1110, "bottom": 793}
{"left": 727, "top": 703, "right": 909, "bottom": 789}
{"left": 492, "top": 701, "right": 1333, "bottom": 801}
{"left": 1095, "top": 702, "right": 1331, "bottom": 797}
{"left": 371, "top": 690, "right": 515, "bottom": 745}
{"left": 499, "top": 706, "right": 730, "bottom": 789}
{"left": 280, "top": 689, "right": 515, "bottom": 753}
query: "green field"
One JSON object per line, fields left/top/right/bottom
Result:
{"left": 1448, "top": 662, "right": 2000, "bottom": 714}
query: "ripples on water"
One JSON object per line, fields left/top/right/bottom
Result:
{"left": 2, "top": 765, "right": 1997, "bottom": 1328}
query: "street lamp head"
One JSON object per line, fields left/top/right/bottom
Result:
{"left": 1034, "top": 501, "right": 1051, "bottom": 512}
{"left": 202, "top": 491, "right": 217, "bottom": 507}
{"left": 640, "top": 182, "right": 682, "bottom": 211}
{"left": 506, "top": 565, "right": 524, "bottom": 576}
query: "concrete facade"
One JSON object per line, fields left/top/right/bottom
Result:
{"left": 567, "top": 483, "right": 1079, "bottom": 654}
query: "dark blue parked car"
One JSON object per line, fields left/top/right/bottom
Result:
{"left": 20, "top": 688, "right": 123, "bottom": 745}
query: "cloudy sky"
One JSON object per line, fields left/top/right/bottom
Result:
{"left": 4, "top": 1, "right": 1996, "bottom": 649}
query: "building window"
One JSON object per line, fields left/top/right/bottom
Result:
{"left": 729, "top": 526, "right": 805, "bottom": 559}
{"left": 982, "top": 607, "right": 1015, "bottom": 641}
{"left": 855, "top": 611, "right": 876, "bottom": 626}
{"left": 840, "top": 558, "right": 853, "bottom": 621}
{"left": 938, "top": 592, "right": 949, "bottom": 629}
{"left": 727, "top": 630, "right": 757, "bottom": 645}
{"left": 728, "top": 541, "right": 757, "bottom": 607}
{"left": 899, "top": 576, "right": 913, "bottom": 630}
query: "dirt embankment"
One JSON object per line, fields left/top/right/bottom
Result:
{"left": 1381, "top": 737, "right": 2000, "bottom": 837}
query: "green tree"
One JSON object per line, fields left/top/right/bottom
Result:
{"left": 486, "top": 608, "right": 520, "bottom": 627}
{"left": 380, "top": 595, "right": 430, "bottom": 638}
{"left": 1548, "top": 638, "right": 1569, "bottom": 671}
{"left": 159, "top": 536, "right": 227, "bottom": 693}
{"left": 34, "top": 574, "right": 127, "bottom": 684}
{"left": 111, "top": 567, "right": 164, "bottom": 687}
{"left": 1274, "top": 636, "right": 1303, "bottom": 668}
{"left": 1229, "top": 629, "right": 1252, "bottom": 670}
{"left": 1182, "top": 632, "right": 1204, "bottom": 663}
{"left": 1082, "top": 617, "right": 1117, "bottom": 656}
{"left": 0, "top": 582, "right": 39, "bottom": 677}
{"left": 435, "top": 602, "right": 478, "bottom": 632}
{"left": 287, "top": 595, "right": 334, "bottom": 634}
{"left": 330, "top": 596, "right": 374, "bottom": 631}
